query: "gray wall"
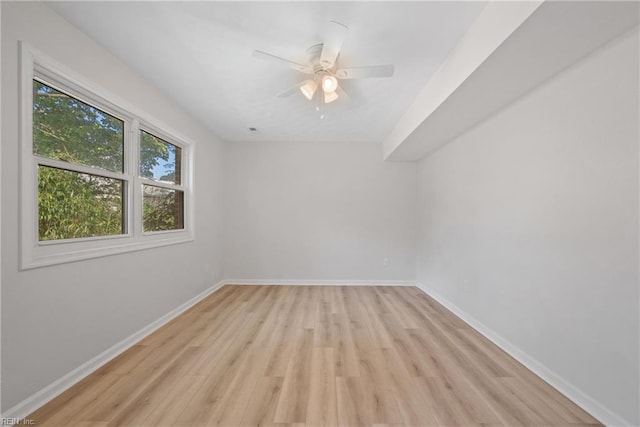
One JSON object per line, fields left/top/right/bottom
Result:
{"left": 416, "top": 29, "right": 639, "bottom": 425}
{"left": 1, "top": 2, "right": 225, "bottom": 410}
{"left": 223, "top": 141, "right": 417, "bottom": 281}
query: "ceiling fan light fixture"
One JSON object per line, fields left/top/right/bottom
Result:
{"left": 253, "top": 20, "right": 394, "bottom": 117}
{"left": 300, "top": 80, "right": 318, "bottom": 100}
{"left": 324, "top": 91, "right": 339, "bottom": 103}
{"left": 321, "top": 75, "right": 338, "bottom": 93}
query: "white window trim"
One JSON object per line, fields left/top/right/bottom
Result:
{"left": 19, "top": 42, "right": 195, "bottom": 270}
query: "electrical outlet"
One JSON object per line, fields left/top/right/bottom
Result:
{"left": 383, "top": 258, "right": 390, "bottom": 267}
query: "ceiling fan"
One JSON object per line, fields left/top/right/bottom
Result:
{"left": 252, "top": 21, "right": 395, "bottom": 117}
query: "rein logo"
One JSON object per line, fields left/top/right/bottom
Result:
{"left": 1, "top": 418, "right": 34, "bottom": 426}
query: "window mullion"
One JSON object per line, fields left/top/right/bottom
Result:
{"left": 121, "top": 118, "right": 132, "bottom": 237}
{"left": 130, "top": 119, "right": 142, "bottom": 238}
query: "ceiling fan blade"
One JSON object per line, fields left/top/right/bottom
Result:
{"left": 276, "top": 80, "right": 308, "bottom": 98}
{"left": 336, "top": 64, "right": 395, "bottom": 79}
{"left": 252, "top": 50, "right": 311, "bottom": 74}
{"left": 336, "top": 86, "right": 351, "bottom": 103}
{"left": 320, "top": 21, "right": 349, "bottom": 69}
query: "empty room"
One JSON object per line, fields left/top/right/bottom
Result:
{"left": 1, "top": 1, "right": 638, "bottom": 426}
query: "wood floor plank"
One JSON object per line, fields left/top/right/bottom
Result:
{"left": 207, "top": 348, "right": 272, "bottom": 426}
{"left": 273, "top": 329, "right": 314, "bottom": 423}
{"left": 264, "top": 287, "right": 306, "bottom": 377}
{"left": 332, "top": 311, "right": 361, "bottom": 377}
{"left": 418, "top": 375, "right": 479, "bottom": 426}
{"left": 27, "top": 285, "right": 603, "bottom": 427}
{"left": 105, "top": 346, "right": 204, "bottom": 426}
{"left": 405, "top": 327, "right": 504, "bottom": 424}
{"left": 336, "top": 376, "right": 374, "bottom": 427}
{"left": 357, "top": 349, "right": 402, "bottom": 424}
{"left": 138, "top": 375, "right": 207, "bottom": 427}
{"left": 313, "top": 296, "right": 335, "bottom": 348}
{"left": 239, "top": 377, "right": 284, "bottom": 426}
{"left": 378, "top": 347, "right": 440, "bottom": 426}
{"left": 78, "top": 373, "right": 153, "bottom": 423}
{"left": 359, "top": 290, "right": 394, "bottom": 349}
{"left": 33, "top": 374, "right": 125, "bottom": 426}
{"left": 175, "top": 289, "right": 279, "bottom": 426}
{"left": 305, "top": 347, "right": 337, "bottom": 427}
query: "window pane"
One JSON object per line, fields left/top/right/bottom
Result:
{"left": 33, "top": 80, "right": 124, "bottom": 172}
{"left": 142, "top": 185, "right": 184, "bottom": 232}
{"left": 38, "top": 166, "right": 125, "bottom": 241}
{"left": 139, "top": 130, "right": 181, "bottom": 185}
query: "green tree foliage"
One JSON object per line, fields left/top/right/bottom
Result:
{"left": 38, "top": 167, "right": 123, "bottom": 240}
{"left": 142, "top": 186, "right": 184, "bottom": 232}
{"left": 139, "top": 130, "right": 170, "bottom": 180}
{"left": 33, "top": 80, "right": 182, "bottom": 240}
{"left": 139, "top": 131, "right": 182, "bottom": 231}
{"left": 33, "top": 81, "right": 124, "bottom": 172}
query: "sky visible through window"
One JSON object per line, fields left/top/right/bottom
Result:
{"left": 150, "top": 148, "right": 176, "bottom": 181}
{"left": 139, "top": 130, "right": 180, "bottom": 185}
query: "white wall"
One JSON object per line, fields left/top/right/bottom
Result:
{"left": 416, "top": 28, "right": 639, "bottom": 426}
{"left": 223, "top": 141, "right": 417, "bottom": 282}
{"left": 1, "top": 2, "right": 225, "bottom": 411}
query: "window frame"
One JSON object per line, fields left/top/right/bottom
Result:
{"left": 137, "top": 125, "right": 188, "bottom": 235}
{"left": 19, "top": 43, "right": 194, "bottom": 269}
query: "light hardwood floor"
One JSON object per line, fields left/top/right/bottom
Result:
{"left": 29, "top": 285, "right": 602, "bottom": 426}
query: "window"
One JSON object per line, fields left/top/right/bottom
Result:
{"left": 139, "top": 130, "right": 185, "bottom": 232}
{"left": 20, "top": 44, "right": 193, "bottom": 269}
{"left": 33, "top": 80, "right": 127, "bottom": 241}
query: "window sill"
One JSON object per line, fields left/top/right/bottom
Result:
{"left": 21, "top": 232, "right": 194, "bottom": 270}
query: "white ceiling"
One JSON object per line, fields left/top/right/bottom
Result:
{"left": 48, "top": 1, "right": 487, "bottom": 143}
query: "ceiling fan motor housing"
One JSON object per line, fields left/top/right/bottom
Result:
{"left": 307, "top": 43, "right": 335, "bottom": 76}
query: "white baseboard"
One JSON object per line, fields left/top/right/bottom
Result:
{"left": 222, "top": 279, "right": 417, "bottom": 286}
{"left": 1, "top": 279, "right": 226, "bottom": 423}
{"left": 415, "top": 282, "right": 631, "bottom": 427}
